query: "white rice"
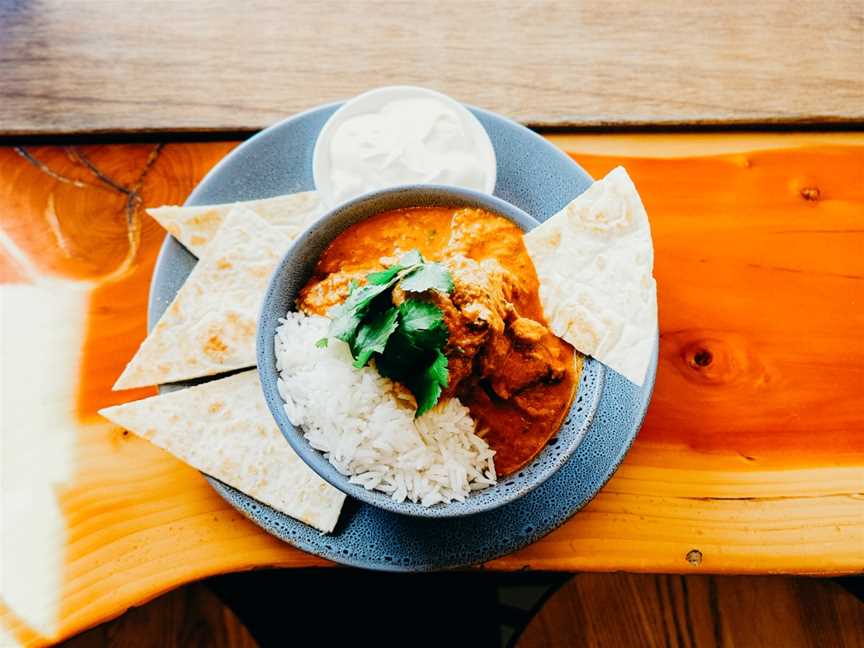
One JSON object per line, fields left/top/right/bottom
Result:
{"left": 275, "top": 312, "right": 497, "bottom": 506}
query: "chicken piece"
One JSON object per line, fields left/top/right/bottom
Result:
{"left": 441, "top": 256, "right": 523, "bottom": 397}
{"left": 479, "top": 317, "right": 568, "bottom": 400}
{"left": 512, "top": 391, "right": 563, "bottom": 419}
{"left": 445, "top": 255, "right": 516, "bottom": 330}
{"left": 297, "top": 269, "right": 368, "bottom": 316}
{"left": 510, "top": 317, "right": 547, "bottom": 345}
{"left": 429, "top": 289, "right": 492, "bottom": 400}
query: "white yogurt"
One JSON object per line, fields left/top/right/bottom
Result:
{"left": 313, "top": 86, "right": 497, "bottom": 207}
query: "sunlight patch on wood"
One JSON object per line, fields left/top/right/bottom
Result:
{"left": 1, "top": 281, "right": 88, "bottom": 637}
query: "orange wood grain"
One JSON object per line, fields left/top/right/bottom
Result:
{"left": 576, "top": 146, "right": 864, "bottom": 467}
{"left": 1, "top": 134, "right": 862, "bottom": 647}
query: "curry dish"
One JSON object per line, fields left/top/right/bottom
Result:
{"left": 298, "top": 207, "right": 583, "bottom": 476}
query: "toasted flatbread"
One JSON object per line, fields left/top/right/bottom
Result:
{"left": 100, "top": 371, "right": 345, "bottom": 533}
{"left": 114, "top": 207, "right": 289, "bottom": 390}
{"left": 524, "top": 166, "right": 657, "bottom": 386}
{"left": 148, "top": 191, "right": 320, "bottom": 257}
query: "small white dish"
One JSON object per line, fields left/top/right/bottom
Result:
{"left": 312, "top": 86, "right": 497, "bottom": 208}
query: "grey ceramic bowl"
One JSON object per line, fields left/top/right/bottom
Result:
{"left": 257, "top": 185, "right": 605, "bottom": 518}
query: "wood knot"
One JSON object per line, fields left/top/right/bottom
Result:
{"left": 109, "top": 425, "right": 133, "bottom": 450}
{"left": 691, "top": 349, "right": 713, "bottom": 367}
{"left": 685, "top": 343, "right": 718, "bottom": 374}
{"left": 671, "top": 333, "right": 766, "bottom": 387}
{"left": 800, "top": 186, "right": 821, "bottom": 201}
{"left": 686, "top": 549, "right": 703, "bottom": 566}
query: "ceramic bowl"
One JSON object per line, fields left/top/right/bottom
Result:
{"left": 257, "top": 184, "right": 605, "bottom": 518}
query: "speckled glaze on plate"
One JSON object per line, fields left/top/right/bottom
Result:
{"left": 257, "top": 184, "right": 604, "bottom": 518}
{"left": 148, "top": 102, "right": 659, "bottom": 571}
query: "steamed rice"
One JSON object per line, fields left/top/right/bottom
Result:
{"left": 275, "top": 312, "right": 496, "bottom": 506}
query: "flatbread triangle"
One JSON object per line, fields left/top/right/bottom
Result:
{"left": 100, "top": 370, "right": 345, "bottom": 533}
{"left": 524, "top": 166, "right": 657, "bottom": 386}
{"left": 148, "top": 191, "right": 320, "bottom": 258}
{"left": 114, "top": 206, "right": 290, "bottom": 390}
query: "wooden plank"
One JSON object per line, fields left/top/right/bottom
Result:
{"left": 59, "top": 583, "right": 258, "bottom": 648}
{"left": 0, "top": 134, "right": 862, "bottom": 647}
{"left": 519, "top": 574, "right": 864, "bottom": 647}
{"left": 1, "top": 1, "right": 862, "bottom": 136}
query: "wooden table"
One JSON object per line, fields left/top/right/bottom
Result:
{"left": 1, "top": 2, "right": 862, "bottom": 646}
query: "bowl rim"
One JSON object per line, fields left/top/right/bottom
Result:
{"left": 256, "top": 184, "right": 606, "bottom": 518}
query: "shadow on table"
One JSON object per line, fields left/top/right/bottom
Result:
{"left": 207, "top": 571, "right": 864, "bottom": 648}
{"left": 206, "top": 569, "right": 569, "bottom": 648}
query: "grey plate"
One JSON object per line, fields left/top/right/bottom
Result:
{"left": 149, "top": 102, "right": 658, "bottom": 571}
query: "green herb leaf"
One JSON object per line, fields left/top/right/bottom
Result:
{"left": 398, "top": 249, "right": 423, "bottom": 267}
{"left": 398, "top": 299, "right": 448, "bottom": 348}
{"left": 315, "top": 337, "right": 329, "bottom": 348}
{"left": 345, "top": 282, "right": 393, "bottom": 311}
{"left": 366, "top": 267, "right": 400, "bottom": 285}
{"left": 376, "top": 326, "right": 426, "bottom": 381}
{"left": 327, "top": 281, "right": 395, "bottom": 342}
{"left": 351, "top": 307, "right": 399, "bottom": 368}
{"left": 399, "top": 262, "right": 454, "bottom": 294}
{"left": 327, "top": 308, "right": 364, "bottom": 343}
{"left": 377, "top": 338, "right": 449, "bottom": 418}
{"left": 367, "top": 249, "right": 424, "bottom": 285}
{"left": 414, "top": 350, "right": 449, "bottom": 417}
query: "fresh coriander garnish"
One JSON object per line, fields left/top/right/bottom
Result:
{"left": 399, "top": 262, "right": 454, "bottom": 293}
{"left": 414, "top": 350, "right": 449, "bottom": 415}
{"left": 365, "top": 249, "right": 422, "bottom": 285}
{"left": 319, "top": 249, "right": 453, "bottom": 416}
{"left": 397, "top": 299, "right": 448, "bottom": 349}
{"left": 351, "top": 306, "right": 399, "bottom": 368}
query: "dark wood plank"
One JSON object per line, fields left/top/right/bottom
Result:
{"left": 58, "top": 584, "right": 258, "bottom": 648}
{"left": 58, "top": 575, "right": 864, "bottom": 648}
{"left": 1, "top": 1, "right": 862, "bottom": 136}
{"left": 518, "top": 575, "right": 864, "bottom": 648}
